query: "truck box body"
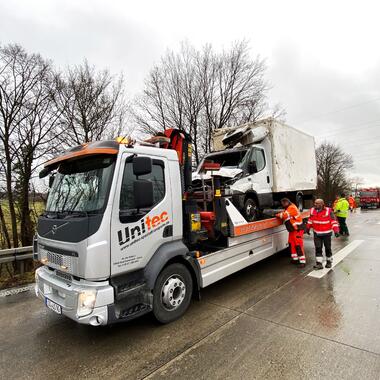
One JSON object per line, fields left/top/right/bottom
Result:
{"left": 211, "top": 118, "right": 317, "bottom": 193}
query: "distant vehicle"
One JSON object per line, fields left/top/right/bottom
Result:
{"left": 193, "top": 118, "right": 317, "bottom": 221}
{"left": 359, "top": 188, "right": 380, "bottom": 209}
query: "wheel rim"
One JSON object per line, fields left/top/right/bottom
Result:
{"left": 246, "top": 201, "right": 257, "bottom": 220}
{"left": 161, "top": 275, "right": 186, "bottom": 311}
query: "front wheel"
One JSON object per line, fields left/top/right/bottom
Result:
{"left": 153, "top": 263, "right": 193, "bottom": 324}
{"left": 243, "top": 197, "right": 259, "bottom": 222}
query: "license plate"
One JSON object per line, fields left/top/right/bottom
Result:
{"left": 45, "top": 298, "right": 62, "bottom": 314}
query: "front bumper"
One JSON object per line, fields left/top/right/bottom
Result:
{"left": 35, "top": 266, "right": 114, "bottom": 326}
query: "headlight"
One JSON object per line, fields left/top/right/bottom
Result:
{"left": 77, "top": 290, "right": 97, "bottom": 317}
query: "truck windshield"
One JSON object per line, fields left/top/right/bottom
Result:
{"left": 202, "top": 150, "right": 248, "bottom": 169}
{"left": 46, "top": 155, "right": 116, "bottom": 214}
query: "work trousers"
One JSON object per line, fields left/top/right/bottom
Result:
{"left": 337, "top": 217, "right": 349, "bottom": 235}
{"left": 314, "top": 233, "right": 332, "bottom": 263}
{"left": 289, "top": 230, "right": 305, "bottom": 264}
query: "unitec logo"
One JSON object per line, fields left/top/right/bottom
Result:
{"left": 118, "top": 211, "right": 169, "bottom": 246}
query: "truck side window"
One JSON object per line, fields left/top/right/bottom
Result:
{"left": 120, "top": 160, "right": 165, "bottom": 210}
{"left": 254, "top": 149, "right": 266, "bottom": 172}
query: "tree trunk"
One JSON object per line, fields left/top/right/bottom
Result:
{"left": 4, "top": 144, "right": 19, "bottom": 248}
{"left": 0, "top": 204, "right": 11, "bottom": 249}
{"left": 19, "top": 170, "right": 34, "bottom": 246}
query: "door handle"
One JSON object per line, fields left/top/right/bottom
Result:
{"left": 267, "top": 176, "right": 270, "bottom": 184}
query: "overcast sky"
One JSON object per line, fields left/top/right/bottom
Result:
{"left": 1, "top": 0, "right": 380, "bottom": 185}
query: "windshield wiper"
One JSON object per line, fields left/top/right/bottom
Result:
{"left": 63, "top": 210, "right": 89, "bottom": 218}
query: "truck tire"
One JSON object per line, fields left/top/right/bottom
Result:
{"left": 296, "top": 194, "right": 304, "bottom": 211}
{"left": 153, "top": 263, "right": 193, "bottom": 324}
{"left": 244, "top": 197, "right": 259, "bottom": 222}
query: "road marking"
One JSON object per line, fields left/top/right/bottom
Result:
{"left": 0, "top": 284, "right": 34, "bottom": 298}
{"left": 308, "top": 240, "right": 364, "bottom": 279}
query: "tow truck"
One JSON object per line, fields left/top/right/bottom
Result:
{"left": 34, "top": 129, "right": 310, "bottom": 326}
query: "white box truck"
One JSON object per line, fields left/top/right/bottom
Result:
{"left": 193, "top": 118, "right": 317, "bottom": 221}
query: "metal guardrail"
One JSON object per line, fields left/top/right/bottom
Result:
{"left": 0, "top": 246, "right": 33, "bottom": 272}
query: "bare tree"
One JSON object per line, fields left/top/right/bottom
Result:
{"left": 56, "top": 61, "right": 127, "bottom": 146}
{"left": 133, "top": 41, "right": 268, "bottom": 164}
{"left": 316, "top": 142, "right": 354, "bottom": 203}
{"left": 12, "top": 70, "right": 65, "bottom": 246}
{"left": 0, "top": 44, "right": 53, "bottom": 247}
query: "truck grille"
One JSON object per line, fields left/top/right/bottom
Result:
{"left": 39, "top": 245, "right": 75, "bottom": 273}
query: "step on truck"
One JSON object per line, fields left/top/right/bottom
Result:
{"left": 34, "top": 129, "right": 311, "bottom": 326}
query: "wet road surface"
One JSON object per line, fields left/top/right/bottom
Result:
{"left": 1, "top": 209, "right": 380, "bottom": 379}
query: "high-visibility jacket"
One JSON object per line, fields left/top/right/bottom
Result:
{"left": 307, "top": 207, "right": 339, "bottom": 235}
{"left": 276, "top": 203, "right": 303, "bottom": 231}
{"left": 348, "top": 196, "right": 356, "bottom": 208}
{"left": 334, "top": 198, "right": 350, "bottom": 218}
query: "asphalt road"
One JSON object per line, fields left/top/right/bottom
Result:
{"left": 1, "top": 209, "right": 380, "bottom": 379}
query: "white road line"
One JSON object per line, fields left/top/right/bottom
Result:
{"left": 308, "top": 240, "right": 364, "bottom": 279}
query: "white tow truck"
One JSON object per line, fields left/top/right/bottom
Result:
{"left": 34, "top": 128, "right": 311, "bottom": 326}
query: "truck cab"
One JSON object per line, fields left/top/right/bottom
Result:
{"left": 35, "top": 139, "right": 189, "bottom": 325}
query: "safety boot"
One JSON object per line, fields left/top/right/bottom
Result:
{"left": 313, "top": 262, "right": 323, "bottom": 270}
{"left": 325, "top": 260, "right": 332, "bottom": 268}
{"left": 298, "top": 263, "right": 306, "bottom": 269}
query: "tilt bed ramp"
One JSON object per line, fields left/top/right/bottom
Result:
{"left": 197, "top": 201, "right": 310, "bottom": 287}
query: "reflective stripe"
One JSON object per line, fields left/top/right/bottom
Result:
{"left": 293, "top": 221, "right": 303, "bottom": 225}
{"left": 307, "top": 220, "right": 313, "bottom": 224}
{"left": 314, "top": 229, "right": 333, "bottom": 234}
{"left": 299, "top": 257, "right": 306, "bottom": 263}
{"left": 313, "top": 220, "right": 330, "bottom": 224}
{"left": 316, "top": 256, "right": 323, "bottom": 263}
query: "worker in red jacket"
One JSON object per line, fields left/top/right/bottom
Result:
{"left": 306, "top": 199, "right": 340, "bottom": 269}
{"left": 276, "top": 198, "right": 306, "bottom": 268}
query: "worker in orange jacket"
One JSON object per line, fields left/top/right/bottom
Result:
{"left": 276, "top": 198, "right": 306, "bottom": 268}
{"left": 348, "top": 195, "right": 356, "bottom": 213}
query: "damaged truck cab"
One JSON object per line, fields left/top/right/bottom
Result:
{"left": 193, "top": 118, "right": 317, "bottom": 221}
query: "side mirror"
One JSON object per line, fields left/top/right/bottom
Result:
{"left": 248, "top": 161, "right": 258, "bottom": 174}
{"left": 133, "top": 156, "right": 152, "bottom": 176}
{"left": 48, "top": 175, "right": 55, "bottom": 188}
{"left": 133, "top": 179, "right": 154, "bottom": 209}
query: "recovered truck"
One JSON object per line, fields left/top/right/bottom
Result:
{"left": 192, "top": 118, "right": 317, "bottom": 221}
{"left": 34, "top": 127, "right": 310, "bottom": 326}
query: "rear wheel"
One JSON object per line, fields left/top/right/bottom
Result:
{"left": 153, "top": 263, "right": 193, "bottom": 324}
{"left": 244, "top": 197, "right": 259, "bottom": 222}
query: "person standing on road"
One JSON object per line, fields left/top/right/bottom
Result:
{"left": 348, "top": 195, "right": 356, "bottom": 213}
{"left": 307, "top": 199, "right": 340, "bottom": 269}
{"left": 334, "top": 193, "right": 350, "bottom": 235}
{"left": 276, "top": 198, "right": 306, "bottom": 268}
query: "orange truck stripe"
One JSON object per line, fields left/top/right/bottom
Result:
{"left": 233, "top": 210, "right": 310, "bottom": 237}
